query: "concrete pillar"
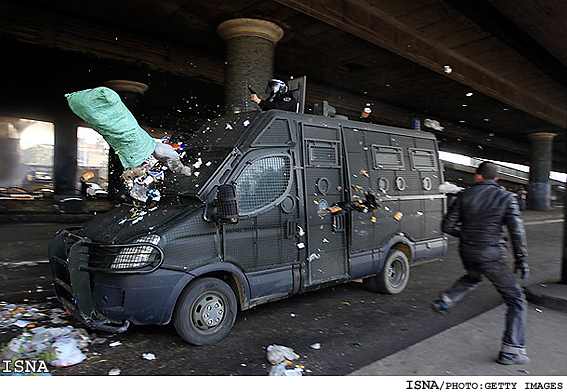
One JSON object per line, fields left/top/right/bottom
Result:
{"left": 53, "top": 115, "right": 78, "bottom": 195}
{"left": 527, "top": 132, "right": 556, "bottom": 211}
{"left": 217, "top": 18, "right": 284, "bottom": 113}
{"left": 103, "top": 80, "right": 149, "bottom": 200}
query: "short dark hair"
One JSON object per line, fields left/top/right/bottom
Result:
{"left": 476, "top": 161, "right": 498, "bottom": 180}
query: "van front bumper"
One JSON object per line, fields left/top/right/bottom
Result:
{"left": 48, "top": 229, "right": 189, "bottom": 332}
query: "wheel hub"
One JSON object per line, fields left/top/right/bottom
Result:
{"left": 193, "top": 293, "right": 225, "bottom": 330}
{"left": 388, "top": 259, "right": 405, "bottom": 287}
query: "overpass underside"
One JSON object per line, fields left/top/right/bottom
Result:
{"left": 0, "top": 0, "right": 565, "bottom": 210}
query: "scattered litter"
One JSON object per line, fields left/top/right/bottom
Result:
{"left": 108, "top": 368, "right": 121, "bottom": 376}
{"left": 269, "top": 362, "right": 287, "bottom": 376}
{"left": 518, "top": 369, "right": 529, "bottom": 374}
{"left": 310, "top": 343, "right": 321, "bottom": 350}
{"left": 266, "top": 345, "right": 299, "bottom": 365}
{"left": 439, "top": 182, "right": 463, "bottom": 194}
{"left": 284, "top": 368, "right": 303, "bottom": 376}
{"left": 297, "top": 242, "right": 305, "bottom": 249}
{"left": 266, "top": 345, "right": 303, "bottom": 376}
{"left": 423, "top": 118, "right": 444, "bottom": 131}
{"left": 535, "top": 308, "right": 542, "bottom": 313}
{"left": 51, "top": 336, "right": 87, "bottom": 367}
{"left": 109, "top": 341, "right": 122, "bottom": 347}
{"left": 342, "top": 302, "right": 351, "bottom": 306}
{"left": 1, "top": 325, "right": 91, "bottom": 368}
{"left": 394, "top": 211, "right": 404, "bottom": 221}
{"left": 142, "top": 353, "right": 156, "bottom": 360}
{"left": 290, "top": 313, "right": 296, "bottom": 318}
{"left": 13, "top": 320, "right": 33, "bottom": 328}
{"left": 307, "top": 253, "right": 320, "bottom": 262}
{"left": 92, "top": 337, "right": 108, "bottom": 345}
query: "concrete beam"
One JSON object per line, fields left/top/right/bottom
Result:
{"left": 274, "top": 0, "right": 567, "bottom": 129}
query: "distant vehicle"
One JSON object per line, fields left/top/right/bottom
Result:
{"left": 26, "top": 168, "right": 52, "bottom": 183}
{"left": 83, "top": 182, "right": 108, "bottom": 199}
{"left": 49, "top": 106, "right": 447, "bottom": 345}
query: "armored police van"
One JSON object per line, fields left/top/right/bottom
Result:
{"left": 49, "top": 103, "right": 447, "bottom": 345}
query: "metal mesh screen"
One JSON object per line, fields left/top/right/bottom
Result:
{"left": 253, "top": 119, "right": 291, "bottom": 146}
{"left": 236, "top": 156, "right": 291, "bottom": 215}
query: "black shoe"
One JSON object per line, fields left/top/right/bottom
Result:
{"left": 497, "top": 351, "right": 530, "bottom": 365}
{"left": 431, "top": 299, "right": 449, "bottom": 314}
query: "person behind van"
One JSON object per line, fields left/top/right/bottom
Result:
{"left": 431, "top": 161, "right": 530, "bottom": 366}
{"left": 250, "top": 79, "right": 296, "bottom": 111}
{"left": 517, "top": 185, "right": 527, "bottom": 211}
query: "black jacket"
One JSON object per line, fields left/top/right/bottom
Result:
{"left": 259, "top": 92, "right": 296, "bottom": 111}
{"left": 442, "top": 181, "right": 527, "bottom": 262}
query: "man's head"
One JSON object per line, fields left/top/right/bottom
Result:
{"left": 475, "top": 161, "right": 499, "bottom": 182}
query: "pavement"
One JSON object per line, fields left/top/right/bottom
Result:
{"left": 350, "top": 208, "right": 567, "bottom": 377}
{"left": 1, "top": 205, "right": 566, "bottom": 377}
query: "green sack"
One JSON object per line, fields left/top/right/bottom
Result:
{"left": 66, "top": 87, "right": 156, "bottom": 168}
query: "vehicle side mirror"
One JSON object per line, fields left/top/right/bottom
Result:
{"left": 216, "top": 184, "right": 239, "bottom": 224}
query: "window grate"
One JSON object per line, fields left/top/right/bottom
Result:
{"left": 236, "top": 156, "right": 291, "bottom": 215}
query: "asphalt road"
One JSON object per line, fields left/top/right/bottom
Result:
{"left": 0, "top": 210, "right": 563, "bottom": 376}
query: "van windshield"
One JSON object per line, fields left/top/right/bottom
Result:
{"left": 161, "top": 111, "right": 261, "bottom": 196}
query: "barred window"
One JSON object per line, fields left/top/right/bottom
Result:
{"left": 306, "top": 141, "right": 339, "bottom": 167}
{"left": 236, "top": 156, "right": 292, "bottom": 215}
{"left": 372, "top": 145, "right": 405, "bottom": 169}
{"left": 409, "top": 149, "right": 437, "bottom": 171}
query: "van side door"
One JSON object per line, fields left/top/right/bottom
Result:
{"left": 301, "top": 124, "right": 348, "bottom": 286}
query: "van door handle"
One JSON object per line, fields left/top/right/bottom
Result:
{"left": 332, "top": 214, "right": 345, "bottom": 233}
{"left": 286, "top": 219, "right": 300, "bottom": 238}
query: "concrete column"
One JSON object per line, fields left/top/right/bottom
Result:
{"left": 103, "top": 80, "right": 149, "bottom": 200}
{"left": 217, "top": 18, "right": 284, "bottom": 113}
{"left": 53, "top": 116, "right": 78, "bottom": 195}
{"left": 527, "top": 132, "right": 556, "bottom": 211}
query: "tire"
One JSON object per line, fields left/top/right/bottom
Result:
{"left": 364, "top": 249, "right": 410, "bottom": 294}
{"left": 173, "top": 277, "right": 237, "bottom": 345}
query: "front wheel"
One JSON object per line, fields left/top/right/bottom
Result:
{"left": 173, "top": 277, "right": 237, "bottom": 345}
{"left": 364, "top": 249, "right": 410, "bottom": 294}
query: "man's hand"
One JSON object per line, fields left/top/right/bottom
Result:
{"left": 251, "top": 93, "right": 261, "bottom": 104}
{"left": 514, "top": 257, "right": 530, "bottom": 279}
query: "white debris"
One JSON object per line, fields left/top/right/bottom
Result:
{"left": 310, "top": 343, "right": 321, "bottom": 350}
{"left": 266, "top": 345, "right": 300, "bottom": 364}
{"left": 1, "top": 325, "right": 91, "bottom": 367}
{"left": 142, "top": 353, "right": 156, "bottom": 360}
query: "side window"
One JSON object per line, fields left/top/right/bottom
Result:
{"left": 236, "top": 155, "right": 292, "bottom": 216}
{"left": 409, "top": 149, "right": 437, "bottom": 171}
{"left": 372, "top": 145, "right": 405, "bottom": 170}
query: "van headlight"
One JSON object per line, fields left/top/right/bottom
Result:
{"left": 111, "top": 234, "right": 162, "bottom": 270}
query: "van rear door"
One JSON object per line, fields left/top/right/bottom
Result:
{"left": 301, "top": 124, "right": 348, "bottom": 285}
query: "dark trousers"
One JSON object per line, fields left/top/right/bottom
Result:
{"left": 441, "top": 255, "right": 527, "bottom": 352}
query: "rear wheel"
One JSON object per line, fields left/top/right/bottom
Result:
{"left": 173, "top": 277, "right": 237, "bottom": 345}
{"left": 364, "top": 249, "right": 410, "bottom": 294}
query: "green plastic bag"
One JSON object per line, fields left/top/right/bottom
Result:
{"left": 66, "top": 87, "right": 156, "bottom": 168}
